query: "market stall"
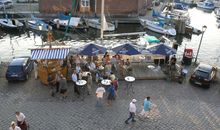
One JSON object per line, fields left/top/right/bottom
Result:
{"left": 31, "top": 47, "right": 70, "bottom": 85}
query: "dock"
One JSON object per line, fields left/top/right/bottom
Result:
{"left": 104, "top": 32, "right": 146, "bottom": 37}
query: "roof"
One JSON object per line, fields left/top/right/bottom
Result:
{"left": 9, "top": 58, "right": 28, "bottom": 66}
{"left": 197, "top": 63, "right": 213, "bottom": 73}
{"left": 31, "top": 48, "right": 70, "bottom": 60}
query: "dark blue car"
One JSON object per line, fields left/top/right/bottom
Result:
{"left": 6, "top": 57, "right": 33, "bottom": 81}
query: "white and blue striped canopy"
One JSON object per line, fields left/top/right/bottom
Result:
{"left": 31, "top": 48, "right": 70, "bottom": 60}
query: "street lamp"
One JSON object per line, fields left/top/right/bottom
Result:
{"left": 194, "top": 25, "right": 207, "bottom": 64}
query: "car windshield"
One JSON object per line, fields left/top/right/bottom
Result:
{"left": 195, "top": 70, "right": 209, "bottom": 78}
{"left": 7, "top": 66, "right": 23, "bottom": 73}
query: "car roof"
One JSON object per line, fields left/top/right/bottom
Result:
{"left": 196, "top": 63, "right": 213, "bottom": 73}
{"left": 9, "top": 57, "right": 29, "bottom": 66}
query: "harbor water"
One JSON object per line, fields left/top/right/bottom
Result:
{"left": 0, "top": 7, "right": 220, "bottom": 66}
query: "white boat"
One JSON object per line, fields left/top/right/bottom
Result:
{"left": 217, "top": 19, "right": 220, "bottom": 28}
{"left": 139, "top": 18, "right": 176, "bottom": 36}
{"left": 197, "top": 0, "right": 215, "bottom": 10}
{"left": 179, "top": 0, "right": 196, "bottom": 5}
{"left": 28, "top": 20, "right": 50, "bottom": 32}
{"left": 85, "top": 16, "right": 115, "bottom": 31}
{"left": 0, "top": 18, "right": 23, "bottom": 30}
{"left": 49, "top": 13, "right": 86, "bottom": 31}
{"left": 213, "top": 0, "right": 220, "bottom": 8}
{"left": 215, "top": 8, "right": 220, "bottom": 18}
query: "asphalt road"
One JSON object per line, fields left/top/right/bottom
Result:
{"left": 0, "top": 67, "right": 220, "bottom": 130}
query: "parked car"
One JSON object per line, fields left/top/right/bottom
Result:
{"left": 5, "top": 57, "right": 33, "bottom": 82}
{"left": 189, "top": 63, "right": 217, "bottom": 87}
{"left": 0, "top": 0, "right": 13, "bottom": 10}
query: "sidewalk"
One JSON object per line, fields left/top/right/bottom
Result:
{"left": 0, "top": 69, "right": 219, "bottom": 130}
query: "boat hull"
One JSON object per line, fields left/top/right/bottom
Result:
{"left": 49, "top": 20, "right": 88, "bottom": 32}
{"left": 27, "top": 21, "right": 49, "bottom": 32}
{"left": 197, "top": 2, "right": 215, "bottom": 10}
{"left": 139, "top": 18, "right": 176, "bottom": 36}
{"left": 0, "top": 19, "right": 24, "bottom": 31}
{"left": 85, "top": 18, "right": 115, "bottom": 31}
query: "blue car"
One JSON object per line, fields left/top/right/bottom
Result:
{"left": 5, "top": 57, "right": 33, "bottom": 81}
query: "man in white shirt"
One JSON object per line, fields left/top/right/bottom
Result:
{"left": 75, "top": 64, "right": 81, "bottom": 74}
{"left": 95, "top": 84, "right": 106, "bottom": 107}
{"left": 89, "top": 61, "right": 96, "bottom": 71}
{"left": 72, "top": 70, "right": 80, "bottom": 96}
{"left": 9, "top": 121, "right": 21, "bottom": 130}
{"left": 125, "top": 99, "right": 137, "bottom": 124}
{"left": 15, "top": 111, "right": 27, "bottom": 130}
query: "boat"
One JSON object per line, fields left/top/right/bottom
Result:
{"left": 160, "top": 7, "right": 191, "bottom": 25}
{"left": 213, "top": 0, "right": 220, "bottom": 8}
{"left": 84, "top": 16, "right": 115, "bottom": 31}
{"left": 0, "top": 7, "right": 23, "bottom": 31}
{"left": 217, "top": 19, "right": 220, "bottom": 28}
{"left": 174, "top": 0, "right": 196, "bottom": 7}
{"left": 174, "top": 2, "right": 188, "bottom": 10}
{"left": 49, "top": 13, "right": 88, "bottom": 32}
{"left": 0, "top": 18, "right": 24, "bottom": 31}
{"left": 27, "top": 15, "right": 51, "bottom": 32}
{"left": 214, "top": 8, "right": 220, "bottom": 18}
{"left": 197, "top": 0, "right": 215, "bottom": 10}
{"left": 139, "top": 18, "right": 176, "bottom": 36}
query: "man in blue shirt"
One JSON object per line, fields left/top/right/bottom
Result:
{"left": 144, "top": 96, "right": 151, "bottom": 112}
{"left": 107, "top": 82, "right": 115, "bottom": 106}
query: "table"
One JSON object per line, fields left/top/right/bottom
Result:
{"left": 147, "top": 65, "right": 155, "bottom": 69}
{"left": 76, "top": 80, "right": 87, "bottom": 101}
{"left": 124, "top": 76, "right": 135, "bottom": 94}
{"left": 101, "top": 79, "right": 111, "bottom": 86}
{"left": 125, "top": 76, "right": 135, "bottom": 82}
{"left": 76, "top": 80, "right": 87, "bottom": 86}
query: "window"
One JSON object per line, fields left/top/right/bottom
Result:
{"left": 81, "top": 0, "right": 90, "bottom": 7}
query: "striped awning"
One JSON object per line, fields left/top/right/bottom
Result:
{"left": 31, "top": 48, "right": 70, "bottom": 60}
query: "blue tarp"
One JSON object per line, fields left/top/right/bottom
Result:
{"left": 147, "top": 44, "right": 176, "bottom": 56}
{"left": 112, "top": 43, "right": 141, "bottom": 55}
{"left": 144, "top": 35, "right": 160, "bottom": 43}
{"left": 79, "top": 43, "right": 107, "bottom": 56}
{"left": 31, "top": 15, "right": 48, "bottom": 29}
{"left": 58, "top": 13, "right": 71, "bottom": 20}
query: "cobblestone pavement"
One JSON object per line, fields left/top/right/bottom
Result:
{"left": 0, "top": 71, "right": 220, "bottom": 130}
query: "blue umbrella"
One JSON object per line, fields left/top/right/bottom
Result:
{"left": 112, "top": 43, "right": 141, "bottom": 55}
{"left": 79, "top": 43, "right": 107, "bottom": 56}
{"left": 147, "top": 44, "right": 176, "bottom": 56}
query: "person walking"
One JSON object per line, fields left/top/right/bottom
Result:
{"left": 87, "top": 73, "right": 93, "bottom": 95}
{"left": 112, "top": 78, "right": 119, "bottom": 97}
{"left": 72, "top": 70, "right": 80, "bottom": 97}
{"left": 125, "top": 99, "right": 137, "bottom": 124}
{"left": 139, "top": 96, "right": 151, "bottom": 118}
{"left": 55, "top": 71, "right": 61, "bottom": 93}
{"left": 9, "top": 121, "right": 21, "bottom": 130}
{"left": 107, "top": 83, "right": 116, "bottom": 106}
{"left": 33, "top": 60, "right": 38, "bottom": 80}
{"left": 59, "top": 74, "right": 68, "bottom": 99}
{"left": 95, "top": 84, "right": 105, "bottom": 107}
{"left": 47, "top": 74, "right": 56, "bottom": 97}
{"left": 15, "top": 112, "right": 27, "bottom": 130}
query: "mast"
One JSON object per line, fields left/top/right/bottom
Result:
{"left": 95, "top": 0, "right": 97, "bottom": 16}
{"left": 100, "top": 0, "right": 105, "bottom": 41}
